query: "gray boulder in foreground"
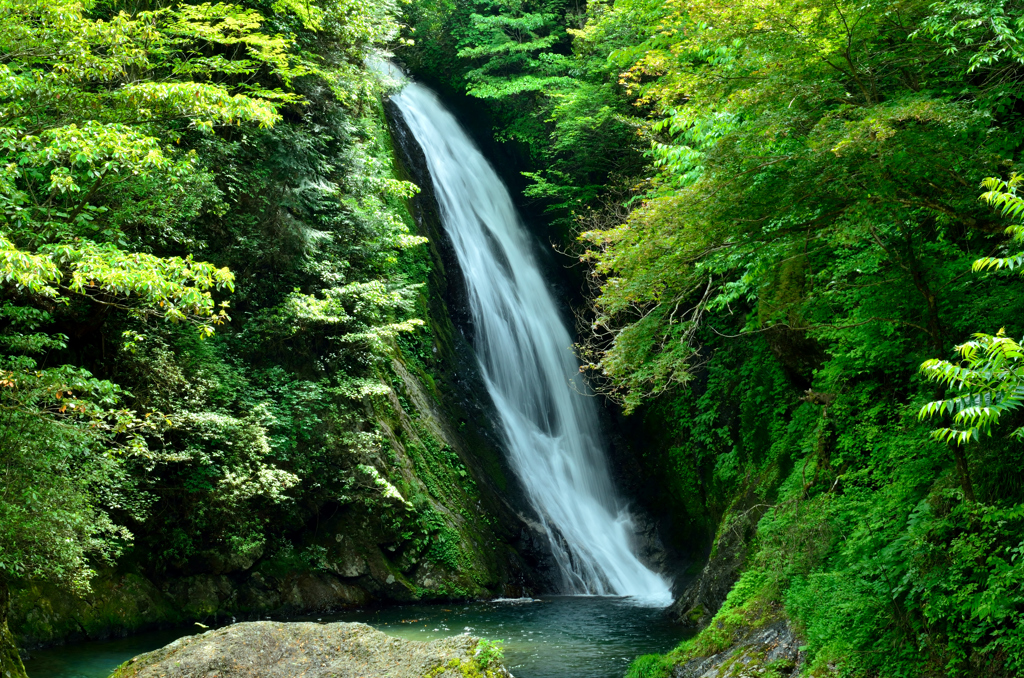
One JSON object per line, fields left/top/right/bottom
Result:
{"left": 110, "top": 621, "right": 510, "bottom": 678}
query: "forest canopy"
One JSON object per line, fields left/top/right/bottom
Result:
{"left": 0, "top": 0, "right": 425, "bottom": 631}
{"left": 2, "top": 0, "right": 1024, "bottom": 674}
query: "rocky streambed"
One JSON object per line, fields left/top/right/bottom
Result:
{"left": 108, "top": 621, "right": 510, "bottom": 678}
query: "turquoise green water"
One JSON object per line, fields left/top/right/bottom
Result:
{"left": 23, "top": 596, "right": 687, "bottom": 678}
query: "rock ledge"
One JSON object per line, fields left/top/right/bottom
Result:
{"left": 111, "top": 621, "right": 509, "bottom": 678}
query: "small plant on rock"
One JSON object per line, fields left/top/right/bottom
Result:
{"left": 475, "top": 639, "right": 505, "bottom": 669}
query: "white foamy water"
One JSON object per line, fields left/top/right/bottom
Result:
{"left": 377, "top": 61, "right": 671, "bottom": 605}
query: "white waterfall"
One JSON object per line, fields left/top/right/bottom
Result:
{"left": 380, "top": 62, "right": 672, "bottom": 605}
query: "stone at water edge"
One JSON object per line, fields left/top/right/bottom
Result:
{"left": 109, "top": 621, "right": 512, "bottom": 678}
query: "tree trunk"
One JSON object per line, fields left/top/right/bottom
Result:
{"left": 0, "top": 582, "right": 27, "bottom": 678}
{"left": 901, "top": 228, "right": 944, "bottom": 352}
{"left": 951, "top": 444, "right": 976, "bottom": 503}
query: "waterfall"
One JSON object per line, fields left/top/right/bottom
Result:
{"left": 379, "top": 62, "right": 672, "bottom": 605}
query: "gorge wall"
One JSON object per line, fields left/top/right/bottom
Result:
{"left": 9, "top": 84, "right": 554, "bottom": 651}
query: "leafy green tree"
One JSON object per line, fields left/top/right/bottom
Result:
{"left": 0, "top": 0, "right": 312, "bottom": 672}
{"left": 918, "top": 175, "right": 1024, "bottom": 507}
{"left": 920, "top": 331, "right": 1024, "bottom": 446}
{"left": 2, "top": 0, "right": 432, "bottom": 661}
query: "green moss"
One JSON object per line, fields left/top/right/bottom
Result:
{"left": 685, "top": 603, "right": 705, "bottom": 626}
{"left": 11, "top": 574, "right": 182, "bottom": 647}
{"left": 421, "top": 652, "right": 504, "bottom": 678}
{"left": 1, "top": 607, "right": 27, "bottom": 678}
{"left": 625, "top": 654, "right": 672, "bottom": 678}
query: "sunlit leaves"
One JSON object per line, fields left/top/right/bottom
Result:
{"left": 0, "top": 236, "right": 233, "bottom": 334}
{"left": 920, "top": 330, "right": 1024, "bottom": 444}
{"left": 275, "top": 281, "right": 425, "bottom": 351}
{"left": 0, "top": 237, "right": 60, "bottom": 297}
{"left": 0, "top": 0, "right": 282, "bottom": 330}
{"left": 162, "top": 2, "right": 307, "bottom": 86}
{"left": 114, "top": 83, "right": 282, "bottom": 128}
{"left": 972, "top": 175, "right": 1024, "bottom": 273}
{"left": 920, "top": 177, "right": 1024, "bottom": 445}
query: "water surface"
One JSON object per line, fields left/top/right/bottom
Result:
{"left": 25, "top": 596, "right": 688, "bottom": 678}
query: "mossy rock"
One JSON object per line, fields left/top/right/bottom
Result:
{"left": 109, "top": 621, "right": 510, "bottom": 678}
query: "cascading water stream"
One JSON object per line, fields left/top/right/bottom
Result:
{"left": 379, "top": 62, "right": 672, "bottom": 605}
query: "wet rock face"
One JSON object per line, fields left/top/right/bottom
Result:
{"left": 671, "top": 498, "right": 766, "bottom": 628}
{"left": 11, "top": 572, "right": 371, "bottom": 651}
{"left": 110, "top": 621, "right": 510, "bottom": 678}
{"left": 672, "top": 621, "right": 804, "bottom": 678}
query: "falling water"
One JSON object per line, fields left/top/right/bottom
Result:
{"left": 378, "top": 62, "right": 672, "bottom": 605}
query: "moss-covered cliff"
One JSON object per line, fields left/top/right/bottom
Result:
{"left": 8, "top": 77, "right": 544, "bottom": 654}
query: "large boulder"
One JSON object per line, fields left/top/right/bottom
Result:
{"left": 110, "top": 621, "right": 509, "bottom": 678}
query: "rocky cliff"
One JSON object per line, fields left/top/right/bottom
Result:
{"left": 9, "top": 94, "right": 551, "bottom": 651}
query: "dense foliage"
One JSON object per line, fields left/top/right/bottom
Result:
{"left": 4, "top": 0, "right": 1024, "bottom": 673}
{"left": 401, "top": 0, "right": 1024, "bottom": 674}
{"left": 0, "top": 0, "right": 483, "bottom": 673}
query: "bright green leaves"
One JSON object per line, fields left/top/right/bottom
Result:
{"left": 1, "top": 236, "right": 233, "bottom": 332}
{"left": 919, "top": 0, "right": 1024, "bottom": 74}
{"left": 273, "top": 282, "right": 425, "bottom": 352}
{"left": 57, "top": 241, "right": 233, "bottom": 331}
{"left": 115, "top": 83, "right": 282, "bottom": 128}
{"left": 161, "top": 2, "right": 307, "bottom": 91}
{"left": 589, "top": 300, "right": 701, "bottom": 414}
{"left": 0, "top": 0, "right": 288, "bottom": 332}
{"left": 322, "top": 0, "right": 402, "bottom": 58}
{"left": 573, "top": 0, "right": 1006, "bottom": 408}
{"left": 920, "top": 330, "right": 1024, "bottom": 444}
{"left": 650, "top": 109, "right": 738, "bottom": 190}
{"left": 974, "top": 174, "right": 1024, "bottom": 273}
{"left": 0, "top": 237, "right": 61, "bottom": 298}
{"left": 0, "top": 0, "right": 155, "bottom": 92}
{"left": 919, "top": 176, "right": 1024, "bottom": 445}
{"left": 453, "top": 0, "right": 575, "bottom": 135}
{"left": 0, "top": 0, "right": 296, "bottom": 251}
{"left": 458, "top": 7, "right": 572, "bottom": 100}
{"left": 32, "top": 122, "right": 165, "bottom": 179}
